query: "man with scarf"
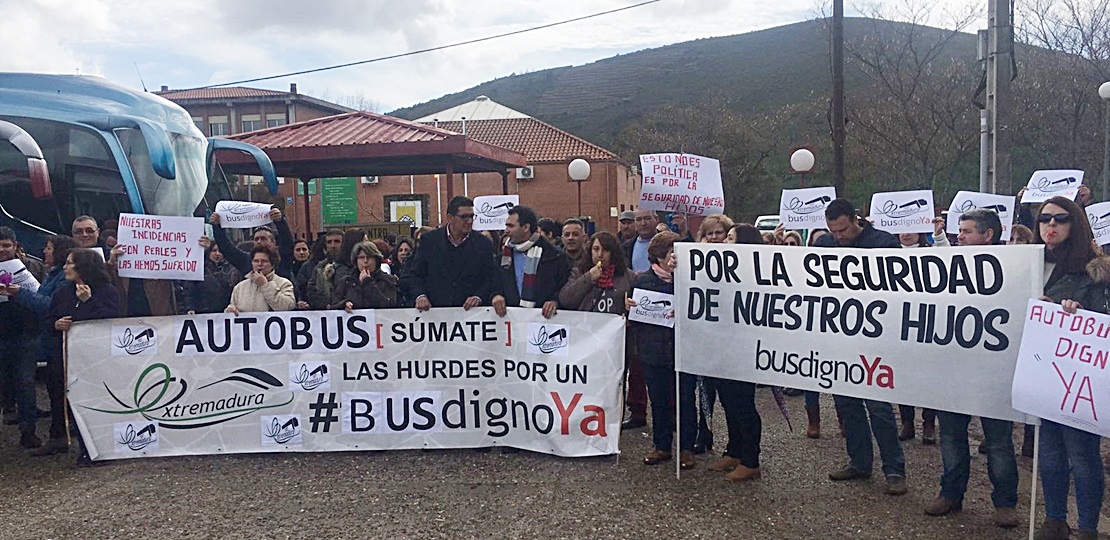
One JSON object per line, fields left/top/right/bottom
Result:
{"left": 492, "top": 206, "right": 570, "bottom": 318}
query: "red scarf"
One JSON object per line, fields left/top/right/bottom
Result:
{"left": 596, "top": 264, "right": 616, "bottom": 289}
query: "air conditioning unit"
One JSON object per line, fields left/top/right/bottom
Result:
{"left": 516, "top": 166, "right": 535, "bottom": 180}
{"left": 360, "top": 176, "right": 380, "bottom": 185}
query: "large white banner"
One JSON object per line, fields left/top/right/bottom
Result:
{"left": 214, "top": 201, "right": 273, "bottom": 229}
{"left": 67, "top": 308, "right": 624, "bottom": 460}
{"left": 472, "top": 195, "right": 518, "bottom": 231}
{"left": 116, "top": 213, "right": 204, "bottom": 281}
{"left": 946, "top": 191, "right": 1016, "bottom": 242}
{"left": 1013, "top": 299, "right": 1110, "bottom": 437}
{"left": 869, "top": 190, "right": 935, "bottom": 235}
{"left": 675, "top": 243, "right": 1043, "bottom": 422}
{"left": 638, "top": 153, "right": 725, "bottom": 216}
{"left": 780, "top": 187, "right": 836, "bottom": 230}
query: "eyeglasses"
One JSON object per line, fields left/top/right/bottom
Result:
{"left": 454, "top": 214, "right": 475, "bottom": 221}
{"left": 1037, "top": 213, "right": 1072, "bottom": 224}
{"left": 72, "top": 228, "right": 98, "bottom": 235}
{"left": 784, "top": 241, "right": 799, "bottom": 246}
{"left": 634, "top": 217, "right": 655, "bottom": 223}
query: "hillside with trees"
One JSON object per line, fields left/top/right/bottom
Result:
{"left": 392, "top": 6, "right": 1110, "bottom": 221}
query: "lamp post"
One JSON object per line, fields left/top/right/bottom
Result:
{"left": 568, "top": 158, "right": 590, "bottom": 218}
{"left": 790, "top": 148, "right": 815, "bottom": 187}
{"left": 1100, "top": 82, "right": 1110, "bottom": 201}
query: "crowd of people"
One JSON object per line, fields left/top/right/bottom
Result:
{"left": 0, "top": 192, "right": 1102, "bottom": 539}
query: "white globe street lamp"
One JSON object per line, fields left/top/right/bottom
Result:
{"left": 568, "top": 158, "right": 590, "bottom": 218}
{"left": 790, "top": 148, "right": 815, "bottom": 187}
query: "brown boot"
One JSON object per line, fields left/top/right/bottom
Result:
{"left": 708, "top": 456, "right": 740, "bottom": 471}
{"left": 922, "top": 420, "right": 936, "bottom": 445}
{"left": 679, "top": 451, "right": 696, "bottom": 470}
{"left": 805, "top": 405, "right": 821, "bottom": 439}
{"left": 726, "top": 465, "right": 762, "bottom": 482}
{"left": 899, "top": 421, "right": 915, "bottom": 441}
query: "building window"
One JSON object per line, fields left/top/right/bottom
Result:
{"left": 240, "top": 114, "right": 261, "bottom": 133}
{"left": 209, "top": 115, "right": 229, "bottom": 137}
{"left": 191, "top": 116, "right": 204, "bottom": 132}
{"left": 266, "top": 113, "right": 287, "bottom": 128}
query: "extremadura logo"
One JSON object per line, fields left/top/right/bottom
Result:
{"left": 87, "top": 363, "right": 294, "bottom": 429}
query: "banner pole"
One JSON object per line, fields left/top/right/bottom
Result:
{"left": 1027, "top": 423, "right": 1040, "bottom": 540}
{"left": 63, "top": 331, "right": 71, "bottom": 448}
{"left": 675, "top": 369, "right": 681, "bottom": 480}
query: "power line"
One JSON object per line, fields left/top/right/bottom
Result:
{"left": 204, "top": 0, "right": 661, "bottom": 88}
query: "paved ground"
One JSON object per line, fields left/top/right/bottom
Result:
{"left": 0, "top": 391, "right": 1105, "bottom": 539}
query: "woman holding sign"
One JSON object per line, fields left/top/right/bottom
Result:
{"left": 48, "top": 248, "right": 120, "bottom": 464}
{"left": 225, "top": 245, "right": 296, "bottom": 315}
{"left": 558, "top": 231, "right": 634, "bottom": 315}
{"left": 1033, "top": 196, "right": 1110, "bottom": 540}
{"left": 626, "top": 231, "right": 698, "bottom": 469}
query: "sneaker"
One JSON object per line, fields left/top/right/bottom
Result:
{"left": 993, "top": 507, "right": 1019, "bottom": 528}
{"left": 828, "top": 466, "right": 872, "bottom": 481}
{"left": 924, "top": 496, "right": 962, "bottom": 516}
{"left": 1033, "top": 518, "right": 1069, "bottom": 540}
{"left": 29, "top": 438, "right": 69, "bottom": 456}
{"left": 708, "top": 456, "right": 740, "bottom": 471}
{"left": 885, "top": 476, "right": 908, "bottom": 496}
{"left": 19, "top": 431, "right": 41, "bottom": 449}
{"left": 725, "top": 465, "right": 761, "bottom": 482}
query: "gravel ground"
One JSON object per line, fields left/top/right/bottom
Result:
{"left": 0, "top": 391, "right": 1105, "bottom": 540}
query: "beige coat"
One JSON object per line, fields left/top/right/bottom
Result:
{"left": 228, "top": 272, "right": 296, "bottom": 313}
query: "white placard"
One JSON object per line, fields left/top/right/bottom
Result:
{"left": 1012, "top": 300, "right": 1110, "bottom": 437}
{"left": 628, "top": 288, "right": 675, "bottom": 328}
{"left": 67, "top": 308, "right": 624, "bottom": 460}
{"left": 946, "top": 191, "right": 1016, "bottom": 242}
{"left": 676, "top": 243, "right": 1044, "bottom": 422}
{"left": 779, "top": 187, "right": 836, "bottom": 230}
{"left": 116, "top": 213, "right": 205, "bottom": 281}
{"left": 1086, "top": 201, "right": 1110, "bottom": 246}
{"left": 638, "top": 153, "right": 725, "bottom": 216}
{"left": 472, "top": 195, "right": 519, "bottom": 231}
{"left": 0, "top": 258, "right": 40, "bottom": 303}
{"left": 869, "top": 190, "right": 935, "bottom": 235}
{"left": 214, "top": 201, "right": 273, "bottom": 229}
{"left": 1021, "top": 169, "right": 1084, "bottom": 203}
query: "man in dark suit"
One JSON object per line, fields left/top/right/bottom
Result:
{"left": 410, "top": 196, "right": 499, "bottom": 310}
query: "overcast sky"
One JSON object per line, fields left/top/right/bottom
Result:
{"left": 0, "top": 0, "right": 985, "bottom": 112}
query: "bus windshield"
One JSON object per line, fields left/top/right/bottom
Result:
{"left": 116, "top": 128, "right": 208, "bottom": 216}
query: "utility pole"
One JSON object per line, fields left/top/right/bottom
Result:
{"left": 832, "top": 0, "right": 847, "bottom": 193}
{"left": 986, "top": 0, "right": 1014, "bottom": 195}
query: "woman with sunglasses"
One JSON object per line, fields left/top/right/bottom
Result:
{"left": 693, "top": 214, "right": 735, "bottom": 454}
{"left": 1033, "top": 196, "right": 1110, "bottom": 540}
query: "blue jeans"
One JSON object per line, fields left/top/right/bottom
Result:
{"left": 833, "top": 395, "right": 905, "bottom": 477}
{"left": 804, "top": 391, "right": 820, "bottom": 408}
{"left": 0, "top": 337, "right": 38, "bottom": 432}
{"left": 937, "top": 412, "right": 1017, "bottom": 508}
{"left": 643, "top": 364, "right": 697, "bottom": 453}
{"left": 1040, "top": 420, "right": 1104, "bottom": 532}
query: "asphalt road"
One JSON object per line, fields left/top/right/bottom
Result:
{"left": 0, "top": 391, "right": 1105, "bottom": 539}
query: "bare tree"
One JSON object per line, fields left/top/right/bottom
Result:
{"left": 840, "top": 2, "right": 982, "bottom": 197}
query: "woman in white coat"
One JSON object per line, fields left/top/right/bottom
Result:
{"left": 226, "top": 244, "right": 296, "bottom": 314}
